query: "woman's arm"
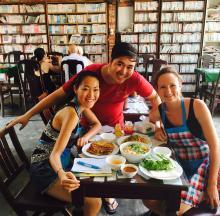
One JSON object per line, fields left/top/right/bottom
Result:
{"left": 7, "top": 87, "right": 67, "bottom": 129}
{"left": 49, "top": 106, "right": 80, "bottom": 192}
{"left": 194, "top": 99, "right": 220, "bottom": 208}
{"left": 77, "top": 109, "right": 102, "bottom": 147}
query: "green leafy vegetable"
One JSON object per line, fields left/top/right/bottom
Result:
{"left": 130, "top": 143, "right": 147, "bottom": 154}
{"left": 140, "top": 154, "right": 174, "bottom": 171}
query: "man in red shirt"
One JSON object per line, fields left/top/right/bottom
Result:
{"left": 9, "top": 42, "right": 160, "bottom": 128}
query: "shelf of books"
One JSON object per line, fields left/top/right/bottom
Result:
{"left": 203, "top": 0, "right": 220, "bottom": 67}
{"left": 0, "top": 3, "right": 48, "bottom": 65}
{"left": 47, "top": 2, "right": 108, "bottom": 63}
{"left": 159, "top": 0, "right": 206, "bottom": 95}
{"left": 121, "top": 0, "right": 160, "bottom": 75}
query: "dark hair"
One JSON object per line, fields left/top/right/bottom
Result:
{"left": 153, "top": 66, "right": 182, "bottom": 89}
{"left": 111, "top": 42, "right": 137, "bottom": 61}
{"left": 34, "top": 48, "right": 46, "bottom": 61}
{"left": 74, "top": 70, "right": 99, "bottom": 89}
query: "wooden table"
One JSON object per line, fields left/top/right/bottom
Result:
{"left": 123, "top": 96, "right": 149, "bottom": 122}
{"left": 72, "top": 169, "right": 188, "bottom": 215}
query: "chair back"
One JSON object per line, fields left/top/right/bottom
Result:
{"left": 17, "top": 60, "right": 41, "bottom": 102}
{"left": 17, "top": 60, "right": 54, "bottom": 124}
{"left": 7, "top": 51, "right": 26, "bottom": 65}
{"left": 198, "top": 55, "right": 215, "bottom": 68}
{"left": 0, "top": 126, "right": 30, "bottom": 210}
{"left": 144, "top": 57, "right": 167, "bottom": 84}
{"left": 61, "top": 59, "right": 84, "bottom": 83}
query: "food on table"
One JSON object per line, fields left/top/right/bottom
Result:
{"left": 114, "top": 123, "right": 124, "bottom": 137}
{"left": 123, "top": 166, "right": 136, "bottom": 173}
{"left": 140, "top": 154, "right": 174, "bottom": 171}
{"left": 123, "top": 143, "right": 150, "bottom": 155}
{"left": 124, "top": 134, "right": 150, "bottom": 144}
{"left": 87, "top": 140, "right": 114, "bottom": 155}
{"left": 111, "top": 159, "right": 123, "bottom": 165}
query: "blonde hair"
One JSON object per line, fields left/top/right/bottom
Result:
{"left": 68, "top": 44, "right": 78, "bottom": 55}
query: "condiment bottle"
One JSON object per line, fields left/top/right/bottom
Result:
{"left": 114, "top": 123, "right": 123, "bottom": 137}
{"left": 124, "top": 121, "right": 134, "bottom": 135}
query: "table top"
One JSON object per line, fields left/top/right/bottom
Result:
{"left": 0, "top": 66, "right": 17, "bottom": 75}
{"left": 194, "top": 67, "right": 220, "bottom": 82}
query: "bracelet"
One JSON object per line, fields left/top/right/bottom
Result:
{"left": 56, "top": 168, "right": 63, "bottom": 174}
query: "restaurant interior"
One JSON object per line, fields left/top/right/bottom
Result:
{"left": 0, "top": 0, "right": 220, "bottom": 215}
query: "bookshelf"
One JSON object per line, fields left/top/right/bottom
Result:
{"left": 0, "top": 3, "right": 48, "bottom": 65}
{"left": 159, "top": 0, "right": 206, "bottom": 95}
{"left": 203, "top": 0, "right": 220, "bottom": 67}
{"left": 121, "top": 0, "right": 160, "bottom": 74}
{"left": 120, "top": 0, "right": 207, "bottom": 95}
{"left": 47, "top": 2, "right": 108, "bottom": 63}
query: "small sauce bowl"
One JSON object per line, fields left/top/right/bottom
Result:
{"left": 106, "top": 155, "right": 126, "bottom": 171}
{"left": 121, "top": 164, "right": 138, "bottom": 178}
{"left": 153, "top": 146, "right": 172, "bottom": 157}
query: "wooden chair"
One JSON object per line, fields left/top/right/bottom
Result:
{"left": 203, "top": 72, "right": 220, "bottom": 115}
{"left": 17, "top": 59, "right": 54, "bottom": 124}
{"left": 143, "top": 56, "right": 167, "bottom": 84}
{"left": 7, "top": 51, "right": 26, "bottom": 107}
{"left": 61, "top": 59, "right": 84, "bottom": 83}
{"left": 195, "top": 55, "right": 216, "bottom": 98}
{"left": 0, "top": 81, "right": 13, "bottom": 117}
{"left": 0, "top": 126, "right": 71, "bottom": 216}
{"left": 197, "top": 54, "right": 215, "bottom": 68}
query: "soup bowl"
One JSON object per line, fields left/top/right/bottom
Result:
{"left": 120, "top": 141, "right": 151, "bottom": 163}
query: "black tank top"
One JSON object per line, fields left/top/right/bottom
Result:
{"left": 159, "top": 99, "right": 205, "bottom": 140}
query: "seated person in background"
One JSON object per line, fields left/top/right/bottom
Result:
{"left": 33, "top": 48, "right": 61, "bottom": 94}
{"left": 143, "top": 66, "right": 220, "bottom": 216}
{"left": 30, "top": 71, "right": 101, "bottom": 216}
{"left": 8, "top": 42, "right": 161, "bottom": 214}
{"left": 62, "top": 44, "right": 92, "bottom": 81}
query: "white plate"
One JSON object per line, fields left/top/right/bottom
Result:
{"left": 139, "top": 158, "right": 183, "bottom": 180}
{"left": 82, "top": 143, "right": 119, "bottom": 158}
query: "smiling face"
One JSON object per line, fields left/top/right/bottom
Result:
{"left": 157, "top": 73, "right": 182, "bottom": 103}
{"left": 107, "top": 56, "right": 136, "bottom": 84}
{"left": 74, "top": 76, "right": 100, "bottom": 109}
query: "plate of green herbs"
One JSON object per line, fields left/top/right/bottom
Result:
{"left": 139, "top": 154, "right": 183, "bottom": 180}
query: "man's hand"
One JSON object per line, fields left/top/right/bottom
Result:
{"left": 6, "top": 114, "right": 31, "bottom": 130}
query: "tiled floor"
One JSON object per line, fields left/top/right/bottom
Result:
{"left": 0, "top": 102, "right": 220, "bottom": 216}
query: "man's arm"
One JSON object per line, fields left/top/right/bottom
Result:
{"left": 7, "top": 87, "right": 67, "bottom": 129}
{"left": 145, "top": 89, "right": 161, "bottom": 110}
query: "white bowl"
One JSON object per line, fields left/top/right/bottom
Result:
{"left": 120, "top": 141, "right": 151, "bottom": 163}
{"left": 153, "top": 146, "right": 172, "bottom": 157}
{"left": 121, "top": 164, "right": 138, "bottom": 178}
{"left": 100, "top": 133, "right": 116, "bottom": 142}
{"left": 105, "top": 155, "right": 126, "bottom": 171}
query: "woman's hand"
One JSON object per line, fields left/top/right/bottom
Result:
{"left": 154, "top": 127, "right": 167, "bottom": 141}
{"left": 59, "top": 171, "right": 80, "bottom": 192}
{"left": 77, "top": 136, "right": 89, "bottom": 147}
{"left": 206, "top": 184, "right": 220, "bottom": 209}
{"left": 6, "top": 114, "right": 31, "bottom": 130}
